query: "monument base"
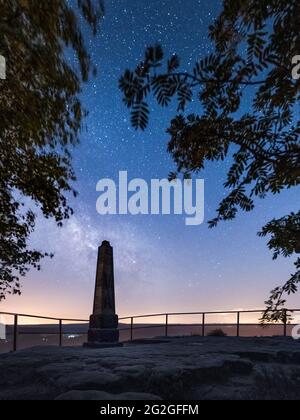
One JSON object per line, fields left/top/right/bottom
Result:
{"left": 84, "top": 327, "right": 121, "bottom": 349}
{"left": 89, "top": 314, "right": 119, "bottom": 329}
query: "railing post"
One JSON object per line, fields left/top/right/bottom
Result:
{"left": 237, "top": 312, "right": 240, "bottom": 337}
{"left": 202, "top": 313, "right": 205, "bottom": 337}
{"left": 13, "top": 314, "right": 18, "bottom": 352}
{"left": 165, "top": 314, "right": 169, "bottom": 337}
{"left": 283, "top": 310, "right": 287, "bottom": 337}
{"left": 130, "top": 317, "right": 134, "bottom": 342}
{"left": 59, "top": 320, "right": 62, "bottom": 347}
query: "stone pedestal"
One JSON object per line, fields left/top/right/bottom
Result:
{"left": 84, "top": 241, "right": 122, "bottom": 348}
{"left": 87, "top": 314, "right": 119, "bottom": 344}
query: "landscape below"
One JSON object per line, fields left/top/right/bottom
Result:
{"left": 0, "top": 322, "right": 296, "bottom": 353}
{"left": 0, "top": 337, "right": 300, "bottom": 400}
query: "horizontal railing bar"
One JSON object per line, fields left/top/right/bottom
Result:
{"left": 119, "top": 322, "right": 298, "bottom": 330}
{"left": 119, "top": 308, "right": 300, "bottom": 320}
{"left": 0, "top": 312, "right": 88, "bottom": 322}
{"left": 131, "top": 323, "right": 289, "bottom": 328}
{"left": 1, "top": 309, "right": 300, "bottom": 324}
{"left": 120, "top": 324, "right": 204, "bottom": 329}
{"left": 15, "top": 331, "right": 88, "bottom": 335}
{"left": 10, "top": 323, "right": 297, "bottom": 334}
{"left": 4, "top": 321, "right": 296, "bottom": 330}
{"left": 119, "top": 314, "right": 170, "bottom": 320}
{"left": 119, "top": 325, "right": 167, "bottom": 331}
{"left": 16, "top": 332, "right": 61, "bottom": 335}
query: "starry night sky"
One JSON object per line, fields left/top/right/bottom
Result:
{"left": 1, "top": 0, "right": 299, "bottom": 323}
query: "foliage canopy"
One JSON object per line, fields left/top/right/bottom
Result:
{"left": 0, "top": 0, "right": 103, "bottom": 300}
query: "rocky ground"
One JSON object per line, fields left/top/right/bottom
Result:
{"left": 0, "top": 336, "right": 300, "bottom": 400}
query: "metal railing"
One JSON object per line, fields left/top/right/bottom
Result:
{"left": 119, "top": 309, "right": 300, "bottom": 342}
{"left": 0, "top": 312, "right": 88, "bottom": 352}
{"left": 1, "top": 308, "right": 299, "bottom": 352}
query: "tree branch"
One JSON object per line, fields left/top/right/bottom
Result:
{"left": 172, "top": 72, "right": 265, "bottom": 87}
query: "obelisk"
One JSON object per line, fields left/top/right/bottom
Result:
{"left": 85, "top": 241, "right": 122, "bottom": 347}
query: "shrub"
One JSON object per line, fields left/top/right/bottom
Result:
{"left": 207, "top": 329, "right": 227, "bottom": 337}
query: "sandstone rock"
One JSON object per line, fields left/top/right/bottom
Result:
{"left": 0, "top": 337, "right": 300, "bottom": 400}
{"left": 56, "top": 390, "right": 162, "bottom": 400}
{"left": 56, "top": 370, "right": 121, "bottom": 390}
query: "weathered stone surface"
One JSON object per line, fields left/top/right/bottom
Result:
{"left": 0, "top": 337, "right": 300, "bottom": 400}
{"left": 93, "top": 241, "right": 116, "bottom": 316}
{"left": 56, "top": 370, "right": 121, "bottom": 390}
{"left": 56, "top": 391, "right": 162, "bottom": 401}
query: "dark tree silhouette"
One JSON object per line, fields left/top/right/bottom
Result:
{"left": 0, "top": 0, "right": 103, "bottom": 300}
{"left": 119, "top": 0, "right": 300, "bottom": 322}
